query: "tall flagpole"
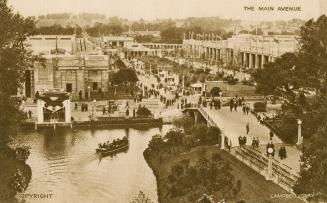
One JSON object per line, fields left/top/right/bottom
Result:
{"left": 256, "top": 25, "right": 258, "bottom": 51}
{"left": 55, "top": 35, "right": 58, "bottom": 54}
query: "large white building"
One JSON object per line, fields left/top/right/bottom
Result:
{"left": 183, "top": 34, "right": 299, "bottom": 69}
{"left": 27, "top": 35, "right": 77, "bottom": 55}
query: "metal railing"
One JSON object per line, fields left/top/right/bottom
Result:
{"left": 234, "top": 147, "right": 299, "bottom": 192}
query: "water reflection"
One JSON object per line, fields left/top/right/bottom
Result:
{"left": 10, "top": 125, "right": 172, "bottom": 203}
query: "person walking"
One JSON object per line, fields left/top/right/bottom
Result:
{"left": 256, "top": 137, "right": 260, "bottom": 148}
{"left": 252, "top": 137, "right": 256, "bottom": 148}
{"left": 246, "top": 122, "right": 250, "bottom": 134}
{"left": 102, "top": 107, "right": 106, "bottom": 115}
{"left": 79, "top": 90, "right": 83, "bottom": 101}
{"left": 28, "top": 110, "right": 32, "bottom": 119}
{"left": 281, "top": 145, "right": 287, "bottom": 159}
{"left": 230, "top": 99, "right": 234, "bottom": 112}
{"left": 243, "top": 136, "right": 247, "bottom": 146}
{"left": 278, "top": 147, "right": 283, "bottom": 160}
{"left": 234, "top": 99, "right": 238, "bottom": 111}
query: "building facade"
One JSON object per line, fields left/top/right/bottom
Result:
{"left": 29, "top": 54, "right": 111, "bottom": 100}
{"left": 183, "top": 34, "right": 299, "bottom": 69}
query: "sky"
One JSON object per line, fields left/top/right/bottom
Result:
{"left": 7, "top": 0, "right": 326, "bottom": 21}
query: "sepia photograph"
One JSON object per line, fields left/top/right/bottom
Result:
{"left": 0, "top": 0, "right": 327, "bottom": 202}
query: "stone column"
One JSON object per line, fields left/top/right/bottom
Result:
{"left": 37, "top": 100, "right": 44, "bottom": 123}
{"left": 249, "top": 54, "right": 253, "bottom": 69}
{"left": 266, "top": 155, "right": 273, "bottom": 180}
{"left": 261, "top": 54, "right": 264, "bottom": 69}
{"left": 64, "top": 99, "right": 71, "bottom": 123}
{"left": 255, "top": 54, "right": 258, "bottom": 69}
{"left": 297, "top": 119, "right": 303, "bottom": 145}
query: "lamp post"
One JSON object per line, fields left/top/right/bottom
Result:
{"left": 297, "top": 119, "right": 303, "bottom": 146}
{"left": 87, "top": 86, "right": 91, "bottom": 100}
{"left": 93, "top": 99, "right": 96, "bottom": 117}
{"left": 266, "top": 141, "right": 275, "bottom": 180}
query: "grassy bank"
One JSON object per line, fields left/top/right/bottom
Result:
{"left": 144, "top": 145, "right": 303, "bottom": 203}
{"left": 0, "top": 146, "right": 31, "bottom": 201}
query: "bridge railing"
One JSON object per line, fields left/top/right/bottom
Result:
{"left": 198, "top": 106, "right": 217, "bottom": 127}
{"left": 185, "top": 105, "right": 300, "bottom": 193}
{"left": 234, "top": 146, "right": 299, "bottom": 192}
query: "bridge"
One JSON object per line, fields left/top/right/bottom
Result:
{"left": 183, "top": 105, "right": 283, "bottom": 148}
{"left": 183, "top": 105, "right": 302, "bottom": 192}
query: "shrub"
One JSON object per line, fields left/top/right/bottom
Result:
{"left": 253, "top": 102, "right": 266, "bottom": 112}
{"left": 164, "top": 130, "right": 184, "bottom": 146}
{"left": 15, "top": 146, "right": 31, "bottom": 162}
{"left": 173, "top": 115, "right": 195, "bottom": 132}
{"left": 137, "top": 106, "right": 152, "bottom": 117}
{"left": 10, "top": 169, "right": 27, "bottom": 193}
{"left": 148, "top": 134, "right": 165, "bottom": 151}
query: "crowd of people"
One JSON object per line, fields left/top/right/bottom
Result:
{"left": 251, "top": 137, "right": 260, "bottom": 148}
{"left": 238, "top": 135, "right": 247, "bottom": 148}
{"left": 228, "top": 97, "right": 251, "bottom": 115}
{"left": 278, "top": 145, "right": 287, "bottom": 160}
{"left": 98, "top": 136, "right": 128, "bottom": 150}
{"left": 75, "top": 103, "right": 88, "bottom": 112}
{"left": 209, "top": 98, "right": 222, "bottom": 110}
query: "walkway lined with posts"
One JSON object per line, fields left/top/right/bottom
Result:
{"left": 199, "top": 106, "right": 283, "bottom": 146}
{"left": 233, "top": 146, "right": 300, "bottom": 192}
{"left": 185, "top": 105, "right": 302, "bottom": 193}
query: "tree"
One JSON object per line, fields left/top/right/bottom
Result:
{"left": 112, "top": 68, "right": 138, "bottom": 85}
{"left": 293, "top": 119, "right": 327, "bottom": 201}
{"left": 191, "top": 124, "right": 209, "bottom": 144}
{"left": 205, "top": 127, "right": 221, "bottom": 145}
{"left": 253, "top": 53, "right": 300, "bottom": 97}
{"left": 173, "top": 115, "right": 195, "bottom": 132}
{"left": 195, "top": 155, "right": 234, "bottom": 197}
{"left": 256, "top": 15, "right": 327, "bottom": 198}
{"left": 135, "top": 35, "right": 156, "bottom": 43}
{"left": 164, "top": 130, "right": 184, "bottom": 146}
{"left": 0, "top": 0, "right": 36, "bottom": 144}
{"left": 250, "top": 28, "right": 263, "bottom": 35}
{"left": 148, "top": 134, "right": 165, "bottom": 151}
{"left": 299, "top": 15, "right": 327, "bottom": 83}
{"left": 160, "top": 26, "right": 184, "bottom": 44}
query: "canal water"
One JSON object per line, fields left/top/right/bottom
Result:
{"left": 10, "top": 125, "right": 172, "bottom": 203}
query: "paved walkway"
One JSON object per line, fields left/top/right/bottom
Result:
{"left": 201, "top": 106, "right": 301, "bottom": 172}
{"left": 203, "top": 106, "right": 282, "bottom": 146}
